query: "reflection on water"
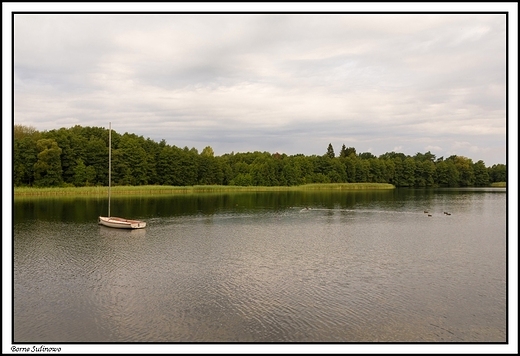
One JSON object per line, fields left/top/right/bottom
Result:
{"left": 13, "top": 189, "right": 507, "bottom": 342}
{"left": 98, "top": 225, "right": 147, "bottom": 239}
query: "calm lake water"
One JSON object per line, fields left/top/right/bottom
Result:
{"left": 13, "top": 188, "right": 507, "bottom": 343}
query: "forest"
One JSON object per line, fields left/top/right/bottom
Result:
{"left": 13, "top": 124, "right": 507, "bottom": 188}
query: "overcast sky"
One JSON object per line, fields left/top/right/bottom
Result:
{"left": 9, "top": 6, "right": 514, "bottom": 167}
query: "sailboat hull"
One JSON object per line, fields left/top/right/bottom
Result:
{"left": 98, "top": 216, "right": 146, "bottom": 229}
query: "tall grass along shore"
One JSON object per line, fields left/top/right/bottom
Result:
{"left": 490, "top": 182, "right": 506, "bottom": 187}
{"left": 14, "top": 183, "right": 396, "bottom": 197}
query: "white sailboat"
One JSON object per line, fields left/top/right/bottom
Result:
{"left": 98, "top": 122, "right": 146, "bottom": 229}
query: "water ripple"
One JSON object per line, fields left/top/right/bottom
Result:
{"left": 13, "top": 191, "right": 507, "bottom": 342}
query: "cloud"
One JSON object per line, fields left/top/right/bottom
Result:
{"left": 12, "top": 12, "right": 509, "bottom": 165}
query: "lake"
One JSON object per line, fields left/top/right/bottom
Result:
{"left": 12, "top": 188, "right": 507, "bottom": 343}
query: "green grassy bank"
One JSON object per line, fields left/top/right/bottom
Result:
{"left": 14, "top": 183, "right": 396, "bottom": 197}
{"left": 490, "top": 182, "right": 507, "bottom": 187}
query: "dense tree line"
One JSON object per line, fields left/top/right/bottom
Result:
{"left": 13, "top": 125, "right": 507, "bottom": 188}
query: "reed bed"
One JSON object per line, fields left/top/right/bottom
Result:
{"left": 490, "top": 182, "right": 506, "bottom": 187}
{"left": 14, "top": 183, "right": 395, "bottom": 197}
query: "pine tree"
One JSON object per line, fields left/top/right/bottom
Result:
{"left": 326, "top": 143, "right": 335, "bottom": 158}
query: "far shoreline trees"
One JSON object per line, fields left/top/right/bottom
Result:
{"left": 13, "top": 125, "right": 507, "bottom": 188}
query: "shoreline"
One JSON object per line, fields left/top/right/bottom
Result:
{"left": 12, "top": 182, "right": 506, "bottom": 197}
{"left": 14, "top": 183, "right": 396, "bottom": 197}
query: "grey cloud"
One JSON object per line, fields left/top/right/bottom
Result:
{"left": 12, "top": 12, "right": 508, "bottom": 166}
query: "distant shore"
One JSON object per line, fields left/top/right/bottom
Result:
{"left": 490, "top": 182, "right": 507, "bottom": 187}
{"left": 13, "top": 182, "right": 507, "bottom": 197}
{"left": 14, "top": 183, "right": 397, "bottom": 197}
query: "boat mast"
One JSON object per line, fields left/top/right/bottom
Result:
{"left": 108, "top": 122, "right": 111, "bottom": 218}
